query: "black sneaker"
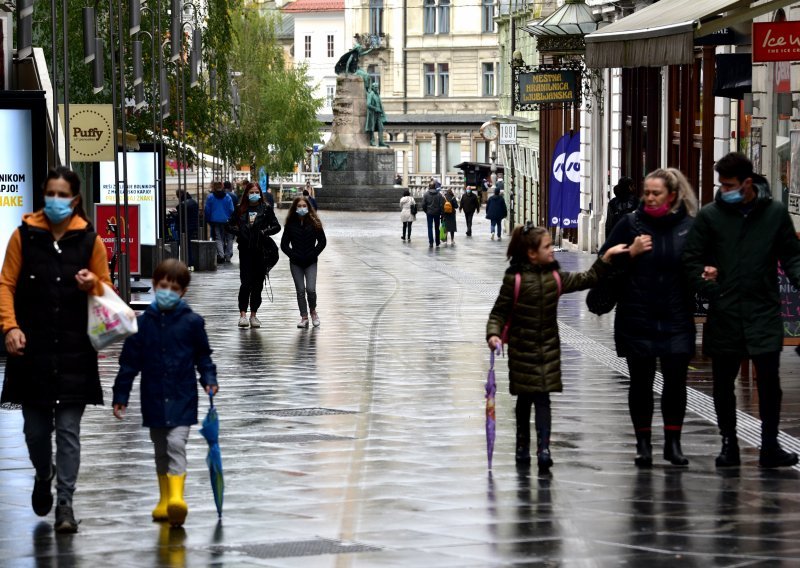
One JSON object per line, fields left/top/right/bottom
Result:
{"left": 54, "top": 503, "right": 79, "bottom": 534}
{"left": 32, "top": 464, "right": 55, "bottom": 516}
{"left": 759, "top": 446, "right": 799, "bottom": 468}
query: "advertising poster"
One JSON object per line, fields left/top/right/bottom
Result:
{"left": 790, "top": 130, "right": 800, "bottom": 216}
{"left": 561, "top": 132, "right": 581, "bottom": 228}
{"left": 0, "top": 109, "right": 34, "bottom": 269}
{"left": 95, "top": 204, "right": 140, "bottom": 275}
{"left": 548, "top": 133, "right": 572, "bottom": 227}
{"left": 99, "top": 152, "right": 157, "bottom": 245}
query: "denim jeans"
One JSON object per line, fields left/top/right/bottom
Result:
{"left": 426, "top": 214, "right": 441, "bottom": 245}
{"left": 22, "top": 404, "right": 86, "bottom": 506}
{"left": 210, "top": 222, "right": 233, "bottom": 260}
{"left": 490, "top": 220, "right": 502, "bottom": 237}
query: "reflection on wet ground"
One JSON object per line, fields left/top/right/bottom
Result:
{"left": 2, "top": 211, "right": 800, "bottom": 566}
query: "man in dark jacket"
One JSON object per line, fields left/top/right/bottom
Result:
{"left": 459, "top": 186, "right": 480, "bottom": 236}
{"left": 683, "top": 152, "right": 800, "bottom": 468}
{"left": 605, "top": 177, "right": 638, "bottom": 237}
{"left": 485, "top": 187, "right": 508, "bottom": 240}
{"left": 224, "top": 180, "right": 239, "bottom": 209}
{"left": 421, "top": 182, "right": 445, "bottom": 248}
{"left": 176, "top": 190, "right": 199, "bottom": 268}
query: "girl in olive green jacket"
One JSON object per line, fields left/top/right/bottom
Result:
{"left": 487, "top": 225, "right": 627, "bottom": 470}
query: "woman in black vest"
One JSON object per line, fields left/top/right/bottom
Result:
{"left": 0, "top": 167, "right": 111, "bottom": 533}
{"left": 226, "top": 182, "right": 280, "bottom": 328}
{"left": 599, "top": 168, "right": 698, "bottom": 468}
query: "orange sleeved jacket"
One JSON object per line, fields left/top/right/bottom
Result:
{"left": 0, "top": 211, "right": 112, "bottom": 334}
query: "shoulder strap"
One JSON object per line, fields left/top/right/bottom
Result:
{"left": 552, "top": 270, "right": 562, "bottom": 297}
{"left": 512, "top": 272, "right": 521, "bottom": 306}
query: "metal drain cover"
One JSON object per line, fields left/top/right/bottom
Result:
{"left": 213, "top": 538, "right": 380, "bottom": 559}
{"left": 259, "top": 407, "right": 357, "bottom": 417}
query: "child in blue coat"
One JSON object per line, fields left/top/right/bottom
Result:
{"left": 112, "top": 259, "right": 218, "bottom": 527}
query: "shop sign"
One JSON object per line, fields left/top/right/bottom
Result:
{"left": 753, "top": 22, "right": 800, "bottom": 62}
{"left": 95, "top": 204, "right": 140, "bottom": 275}
{"left": 515, "top": 70, "right": 578, "bottom": 109}
{"left": 58, "top": 104, "right": 114, "bottom": 162}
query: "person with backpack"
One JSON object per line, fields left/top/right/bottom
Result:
{"left": 485, "top": 187, "right": 508, "bottom": 240}
{"left": 422, "top": 182, "right": 445, "bottom": 248}
{"left": 605, "top": 177, "right": 638, "bottom": 237}
{"left": 399, "top": 189, "right": 416, "bottom": 242}
{"left": 441, "top": 189, "right": 458, "bottom": 245}
{"left": 226, "top": 182, "right": 281, "bottom": 328}
{"left": 281, "top": 196, "right": 327, "bottom": 328}
{"left": 459, "top": 186, "right": 480, "bottom": 236}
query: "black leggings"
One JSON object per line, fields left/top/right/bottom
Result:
{"left": 515, "top": 393, "right": 551, "bottom": 442}
{"left": 626, "top": 355, "right": 690, "bottom": 432}
{"left": 238, "top": 248, "right": 265, "bottom": 313}
{"left": 402, "top": 222, "right": 412, "bottom": 239}
{"left": 712, "top": 351, "right": 782, "bottom": 445}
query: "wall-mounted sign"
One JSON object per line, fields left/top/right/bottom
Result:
{"left": 753, "top": 22, "right": 800, "bottom": 62}
{"left": 59, "top": 104, "right": 114, "bottom": 162}
{"left": 499, "top": 123, "right": 517, "bottom": 145}
{"left": 514, "top": 67, "right": 580, "bottom": 111}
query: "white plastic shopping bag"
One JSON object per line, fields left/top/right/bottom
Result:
{"left": 87, "top": 283, "right": 138, "bottom": 351}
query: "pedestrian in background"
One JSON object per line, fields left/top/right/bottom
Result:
{"left": 264, "top": 185, "right": 275, "bottom": 208}
{"left": 459, "top": 186, "right": 480, "bottom": 237}
{"left": 600, "top": 168, "right": 698, "bottom": 468}
{"left": 441, "top": 189, "right": 458, "bottom": 245}
{"left": 204, "top": 182, "right": 235, "bottom": 264}
{"left": 224, "top": 180, "right": 239, "bottom": 209}
{"left": 0, "top": 167, "right": 112, "bottom": 533}
{"left": 605, "top": 177, "right": 638, "bottom": 237}
{"left": 486, "top": 187, "right": 508, "bottom": 240}
{"left": 399, "top": 189, "right": 415, "bottom": 242}
{"left": 175, "top": 189, "right": 198, "bottom": 269}
{"left": 227, "top": 183, "right": 281, "bottom": 328}
{"left": 486, "top": 224, "right": 628, "bottom": 469}
{"left": 684, "top": 152, "right": 800, "bottom": 468}
{"left": 281, "top": 196, "right": 327, "bottom": 328}
{"left": 112, "top": 259, "right": 218, "bottom": 528}
{"left": 302, "top": 189, "right": 318, "bottom": 211}
{"left": 422, "top": 181, "right": 445, "bottom": 248}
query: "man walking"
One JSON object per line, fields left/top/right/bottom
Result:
{"left": 175, "top": 189, "right": 198, "bottom": 268}
{"left": 204, "top": 182, "right": 235, "bottom": 264}
{"left": 683, "top": 152, "right": 800, "bottom": 468}
{"left": 422, "top": 181, "right": 445, "bottom": 248}
{"left": 459, "top": 186, "right": 480, "bottom": 237}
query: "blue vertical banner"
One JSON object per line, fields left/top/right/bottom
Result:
{"left": 561, "top": 132, "right": 581, "bottom": 228}
{"left": 548, "top": 133, "right": 572, "bottom": 227}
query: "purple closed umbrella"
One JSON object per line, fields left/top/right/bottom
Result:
{"left": 485, "top": 347, "right": 500, "bottom": 469}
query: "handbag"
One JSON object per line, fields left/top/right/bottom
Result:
{"left": 87, "top": 283, "right": 138, "bottom": 350}
{"left": 410, "top": 201, "right": 418, "bottom": 216}
{"left": 586, "top": 211, "right": 640, "bottom": 315}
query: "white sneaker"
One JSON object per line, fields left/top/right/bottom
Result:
{"left": 238, "top": 316, "right": 249, "bottom": 328}
{"left": 311, "top": 312, "right": 320, "bottom": 327}
{"left": 249, "top": 315, "right": 261, "bottom": 328}
{"left": 491, "top": 234, "right": 495, "bottom": 240}
{"left": 297, "top": 317, "right": 309, "bottom": 328}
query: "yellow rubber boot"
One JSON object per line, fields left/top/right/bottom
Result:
{"left": 152, "top": 474, "right": 170, "bottom": 521}
{"left": 166, "top": 473, "right": 188, "bottom": 527}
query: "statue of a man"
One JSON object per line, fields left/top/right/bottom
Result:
{"left": 365, "top": 83, "right": 388, "bottom": 147}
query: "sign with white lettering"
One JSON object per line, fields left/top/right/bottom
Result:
{"left": 499, "top": 123, "right": 517, "bottom": 145}
{"left": 99, "top": 152, "right": 158, "bottom": 245}
{"left": 753, "top": 22, "right": 800, "bottom": 62}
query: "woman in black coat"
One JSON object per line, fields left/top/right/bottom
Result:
{"left": 599, "top": 168, "right": 698, "bottom": 468}
{"left": 281, "top": 196, "right": 327, "bottom": 328}
{"left": 227, "top": 182, "right": 280, "bottom": 329}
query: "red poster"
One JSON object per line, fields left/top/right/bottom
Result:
{"left": 95, "top": 204, "right": 140, "bottom": 275}
{"left": 753, "top": 22, "right": 800, "bottom": 62}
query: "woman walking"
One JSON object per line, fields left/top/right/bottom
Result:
{"left": 227, "top": 182, "right": 280, "bottom": 328}
{"left": 441, "top": 189, "right": 458, "bottom": 245}
{"left": 599, "top": 168, "right": 698, "bottom": 467}
{"left": 281, "top": 196, "right": 327, "bottom": 328}
{"left": 400, "top": 189, "right": 415, "bottom": 242}
{"left": 0, "top": 167, "right": 112, "bottom": 533}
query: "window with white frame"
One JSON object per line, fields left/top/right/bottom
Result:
{"left": 424, "top": 0, "right": 436, "bottom": 35}
{"left": 327, "top": 35, "right": 334, "bottom": 58}
{"left": 326, "top": 85, "right": 335, "bottom": 108}
{"left": 482, "top": 62, "right": 495, "bottom": 96}
{"left": 482, "top": 0, "right": 494, "bottom": 33}
{"left": 437, "top": 63, "right": 449, "bottom": 97}
{"left": 368, "top": 65, "right": 380, "bottom": 90}
{"left": 370, "top": 0, "right": 384, "bottom": 36}
{"left": 304, "top": 35, "right": 311, "bottom": 58}
{"left": 424, "top": 63, "right": 435, "bottom": 96}
{"left": 438, "top": 0, "right": 450, "bottom": 34}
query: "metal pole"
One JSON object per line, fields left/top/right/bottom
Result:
{"left": 50, "top": 0, "right": 58, "bottom": 166}
{"left": 157, "top": 0, "right": 167, "bottom": 259}
{"left": 178, "top": 43, "right": 188, "bottom": 264}
{"left": 61, "top": 0, "right": 70, "bottom": 165}
{"left": 114, "top": 0, "right": 131, "bottom": 302}
{"left": 107, "top": 0, "right": 124, "bottom": 297}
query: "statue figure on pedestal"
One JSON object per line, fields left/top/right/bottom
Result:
{"left": 335, "top": 43, "right": 374, "bottom": 90}
{"left": 365, "top": 82, "right": 388, "bottom": 147}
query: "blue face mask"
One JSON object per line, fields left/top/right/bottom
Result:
{"left": 44, "top": 196, "right": 74, "bottom": 224}
{"left": 155, "top": 288, "right": 181, "bottom": 311}
{"left": 248, "top": 193, "right": 260, "bottom": 203}
{"left": 297, "top": 207, "right": 309, "bottom": 216}
{"left": 720, "top": 187, "right": 744, "bottom": 204}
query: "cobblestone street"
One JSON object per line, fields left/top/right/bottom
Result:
{"left": 2, "top": 211, "right": 800, "bottom": 567}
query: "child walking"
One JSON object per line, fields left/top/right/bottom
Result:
{"left": 486, "top": 224, "right": 627, "bottom": 470}
{"left": 112, "top": 259, "right": 218, "bottom": 527}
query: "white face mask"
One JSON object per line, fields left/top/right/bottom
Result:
{"left": 297, "top": 207, "right": 309, "bottom": 216}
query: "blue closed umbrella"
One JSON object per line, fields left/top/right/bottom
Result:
{"left": 199, "top": 393, "right": 224, "bottom": 518}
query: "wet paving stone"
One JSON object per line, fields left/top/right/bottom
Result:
{"left": 2, "top": 211, "right": 800, "bottom": 566}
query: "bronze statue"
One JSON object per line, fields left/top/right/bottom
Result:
{"left": 335, "top": 43, "right": 373, "bottom": 77}
{"left": 365, "top": 83, "right": 388, "bottom": 147}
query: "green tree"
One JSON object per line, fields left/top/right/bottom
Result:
{"left": 226, "top": 7, "right": 322, "bottom": 174}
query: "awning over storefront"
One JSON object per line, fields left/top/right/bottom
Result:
{"left": 585, "top": 0, "right": 795, "bottom": 68}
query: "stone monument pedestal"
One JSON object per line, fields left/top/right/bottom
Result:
{"left": 318, "top": 75, "right": 402, "bottom": 211}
